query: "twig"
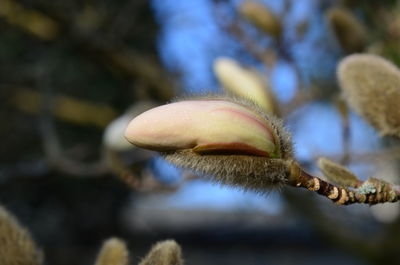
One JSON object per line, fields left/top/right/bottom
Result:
{"left": 279, "top": 89, "right": 314, "bottom": 116}
{"left": 224, "top": 19, "right": 277, "bottom": 70}
{"left": 288, "top": 161, "right": 399, "bottom": 205}
{"left": 37, "top": 71, "right": 109, "bottom": 177}
{"left": 335, "top": 96, "right": 351, "bottom": 165}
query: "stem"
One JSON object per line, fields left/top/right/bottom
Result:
{"left": 335, "top": 96, "right": 351, "bottom": 165}
{"left": 287, "top": 161, "right": 400, "bottom": 205}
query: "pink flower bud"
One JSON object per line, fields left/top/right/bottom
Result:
{"left": 125, "top": 99, "right": 282, "bottom": 158}
{"left": 124, "top": 97, "right": 293, "bottom": 190}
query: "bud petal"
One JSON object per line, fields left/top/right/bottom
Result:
{"left": 125, "top": 99, "right": 279, "bottom": 157}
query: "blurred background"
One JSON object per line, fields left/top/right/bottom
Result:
{"left": 1, "top": 0, "right": 400, "bottom": 264}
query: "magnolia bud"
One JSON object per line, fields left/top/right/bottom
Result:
{"left": 94, "top": 238, "right": 129, "bottom": 265}
{"left": 125, "top": 96, "right": 293, "bottom": 191}
{"left": 139, "top": 240, "right": 183, "bottom": 265}
{"left": 238, "top": 1, "right": 282, "bottom": 38}
{"left": 0, "top": 206, "right": 44, "bottom": 265}
{"left": 326, "top": 7, "right": 367, "bottom": 53}
{"left": 338, "top": 54, "right": 400, "bottom": 137}
{"left": 317, "top": 157, "right": 360, "bottom": 188}
{"left": 213, "top": 57, "right": 277, "bottom": 114}
{"left": 126, "top": 98, "right": 282, "bottom": 157}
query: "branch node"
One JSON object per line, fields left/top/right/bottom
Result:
{"left": 328, "top": 186, "right": 339, "bottom": 199}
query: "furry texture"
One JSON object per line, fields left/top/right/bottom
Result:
{"left": 0, "top": 206, "right": 43, "bottom": 265}
{"left": 326, "top": 7, "right": 367, "bottom": 53}
{"left": 139, "top": 240, "right": 183, "bottom": 265}
{"left": 94, "top": 238, "right": 129, "bottom": 265}
{"left": 164, "top": 151, "right": 291, "bottom": 191}
{"left": 338, "top": 54, "right": 400, "bottom": 137}
{"left": 164, "top": 95, "right": 293, "bottom": 190}
{"left": 317, "top": 157, "right": 360, "bottom": 188}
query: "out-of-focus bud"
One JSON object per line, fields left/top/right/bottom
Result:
{"left": 338, "top": 54, "right": 400, "bottom": 137}
{"left": 103, "top": 101, "right": 157, "bottom": 179}
{"left": 326, "top": 7, "right": 367, "bottom": 53}
{"left": 213, "top": 57, "right": 277, "bottom": 114}
{"left": 317, "top": 157, "right": 360, "bottom": 187}
{"left": 94, "top": 238, "right": 129, "bottom": 265}
{"left": 139, "top": 240, "right": 183, "bottom": 265}
{"left": 125, "top": 96, "right": 293, "bottom": 191}
{"left": 0, "top": 0, "right": 59, "bottom": 40}
{"left": 103, "top": 101, "right": 157, "bottom": 151}
{"left": 104, "top": 115, "right": 135, "bottom": 152}
{"left": 0, "top": 206, "right": 44, "bottom": 265}
{"left": 238, "top": 1, "right": 282, "bottom": 39}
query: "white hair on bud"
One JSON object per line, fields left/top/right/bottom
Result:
{"left": 139, "top": 240, "right": 183, "bottom": 265}
{"left": 0, "top": 206, "right": 44, "bottom": 265}
{"left": 94, "top": 238, "right": 129, "bottom": 265}
{"left": 164, "top": 151, "right": 291, "bottom": 191}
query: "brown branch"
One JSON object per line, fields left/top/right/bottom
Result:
{"left": 288, "top": 161, "right": 399, "bottom": 205}
{"left": 335, "top": 96, "right": 351, "bottom": 165}
{"left": 39, "top": 110, "right": 109, "bottom": 177}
